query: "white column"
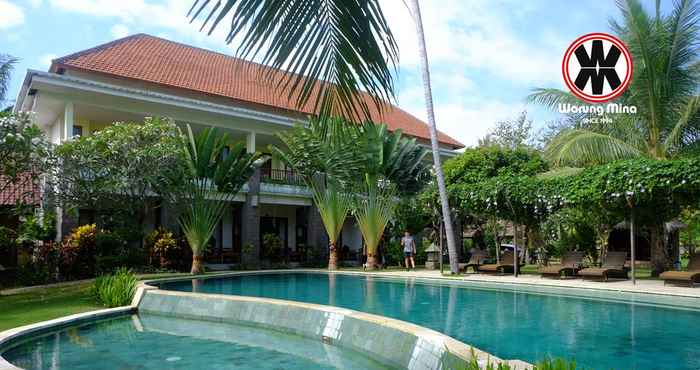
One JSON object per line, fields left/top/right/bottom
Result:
{"left": 246, "top": 131, "right": 256, "bottom": 153}
{"left": 63, "top": 101, "right": 74, "bottom": 141}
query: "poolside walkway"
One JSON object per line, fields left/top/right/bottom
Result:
{"left": 347, "top": 269, "right": 700, "bottom": 299}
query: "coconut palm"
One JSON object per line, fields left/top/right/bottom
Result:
{"left": 0, "top": 54, "right": 18, "bottom": 105}
{"left": 189, "top": 0, "right": 461, "bottom": 273}
{"left": 178, "top": 125, "right": 260, "bottom": 274}
{"left": 529, "top": 0, "right": 700, "bottom": 167}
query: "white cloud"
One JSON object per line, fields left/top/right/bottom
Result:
{"left": 29, "top": 0, "right": 43, "bottom": 8}
{"left": 0, "top": 0, "right": 25, "bottom": 30}
{"left": 39, "top": 53, "right": 57, "bottom": 68}
{"left": 110, "top": 24, "right": 129, "bottom": 38}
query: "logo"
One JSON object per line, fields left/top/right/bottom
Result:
{"left": 562, "top": 33, "right": 632, "bottom": 103}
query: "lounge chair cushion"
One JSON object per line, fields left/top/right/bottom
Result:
{"left": 578, "top": 267, "right": 621, "bottom": 277}
{"left": 538, "top": 265, "right": 567, "bottom": 275}
{"left": 478, "top": 264, "right": 501, "bottom": 272}
{"left": 659, "top": 270, "right": 700, "bottom": 282}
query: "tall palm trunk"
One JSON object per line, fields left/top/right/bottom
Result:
{"left": 408, "top": 0, "right": 459, "bottom": 274}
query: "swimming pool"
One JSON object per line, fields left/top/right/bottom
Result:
{"left": 2, "top": 313, "right": 391, "bottom": 370}
{"left": 158, "top": 272, "right": 700, "bottom": 370}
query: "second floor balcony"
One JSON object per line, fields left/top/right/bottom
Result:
{"left": 260, "top": 168, "right": 306, "bottom": 187}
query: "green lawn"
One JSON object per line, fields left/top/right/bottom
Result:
{"left": 0, "top": 282, "right": 98, "bottom": 331}
{"left": 0, "top": 272, "right": 192, "bottom": 331}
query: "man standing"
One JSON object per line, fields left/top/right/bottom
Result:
{"left": 401, "top": 231, "right": 416, "bottom": 271}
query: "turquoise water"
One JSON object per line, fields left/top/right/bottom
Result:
{"left": 159, "top": 273, "right": 700, "bottom": 370}
{"left": 2, "top": 313, "right": 391, "bottom": 370}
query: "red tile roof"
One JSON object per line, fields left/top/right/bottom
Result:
{"left": 0, "top": 174, "right": 40, "bottom": 206}
{"left": 50, "top": 34, "right": 463, "bottom": 149}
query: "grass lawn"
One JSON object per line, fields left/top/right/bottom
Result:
{"left": 0, "top": 272, "right": 192, "bottom": 332}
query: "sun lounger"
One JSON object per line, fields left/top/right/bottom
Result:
{"left": 478, "top": 250, "right": 524, "bottom": 274}
{"left": 578, "top": 251, "right": 628, "bottom": 281}
{"left": 460, "top": 250, "right": 489, "bottom": 273}
{"left": 660, "top": 254, "right": 700, "bottom": 287}
{"left": 538, "top": 251, "right": 584, "bottom": 278}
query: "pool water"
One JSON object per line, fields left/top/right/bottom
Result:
{"left": 159, "top": 273, "right": 700, "bottom": 370}
{"left": 2, "top": 313, "right": 392, "bottom": 370}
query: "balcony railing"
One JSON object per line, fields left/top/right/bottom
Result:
{"left": 260, "top": 168, "right": 306, "bottom": 187}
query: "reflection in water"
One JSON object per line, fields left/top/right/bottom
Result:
{"left": 3, "top": 314, "right": 391, "bottom": 370}
{"left": 158, "top": 273, "right": 700, "bottom": 370}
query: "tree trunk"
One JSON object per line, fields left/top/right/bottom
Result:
{"left": 409, "top": 0, "right": 459, "bottom": 274}
{"left": 649, "top": 223, "right": 670, "bottom": 276}
{"left": 191, "top": 255, "right": 205, "bottom": 275}
{"left": 328, "top": 243, "right": 338, "bottom": 271}
{"left": 366, "top": 254, "right": 378, "bottom": 270}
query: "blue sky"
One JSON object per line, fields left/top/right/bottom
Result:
{"left": 1, "top": 0, "right": 669, "bottom": 146}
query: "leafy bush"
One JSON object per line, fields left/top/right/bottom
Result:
{"left": 16, "top": 212, "right": 56, "bottom": 245}
{"left": 92, "top": 267, "right": 138, "bottom": 307}
{"left": 59, "top": 224, "right": 98, "bottom": 279}
{"left": 145, "top": 227, "right": 190, "bottom": 271}
{"left": 262, "top": 233, "right": 283, "bottom": 262}
{"left": 17, "top": 241, "right": 59, "bottom": 286}
{"left": 459, "top": 352, "right": 580, "bottom": 370}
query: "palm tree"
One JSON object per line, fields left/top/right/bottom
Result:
{"left": 530, "top": 0, "right": 700, "bottom": 275}
{"left": 272, "top": 117, "right": 360, "bottom": 270}
{"left": 189, "top": 0, "right": 461, "bottom": 273}
{"left": 529, "top": 0, "right": 700, "bottom": 167}
{"left": 407, "top": 0, "right": 460, "bottom": 273}
{"left": 178, "top": 125, "right": 260, "bottom": 274}
{"left": 354, "top": 174, "right": 396, "bottom": 269}
{"left": 0, "top": 54, "right": 18, "bottom": 105}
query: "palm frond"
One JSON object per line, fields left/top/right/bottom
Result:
{"left": 354, "top": 174, "right": 395, "bottom": 255}
{"left": 0, "top": 54, "right": 19, "bottom": 103}
{"left": 310, "top": 179, "right": 352, "bottom": 246}
{"left": 545, "top": 129, "right": 644, "bottom": 167}
{"left": 526, "top": 88, "right": 581, "bottom": 110}
{"left": 188, "top": 0, "right": 398, "bottom": 121}
{"left": 663, "top": 96, "right": 700, "bottom": 154}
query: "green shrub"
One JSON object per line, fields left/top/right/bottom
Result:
{"left": 92, "top": 267, "right": 138, "bottom": 307}
{"left": 60, "top": 224, "right": 98, "bottom": 279}
{"left": 458, "top": 350, "right": 580, "bottom": 370}
{"left": 145, "top": 227, "right": 190, "bottom": 271}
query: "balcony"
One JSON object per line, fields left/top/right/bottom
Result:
{"left": 260, "top": 168, "right": 306, "bottom": 187}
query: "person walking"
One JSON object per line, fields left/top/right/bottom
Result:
{"left": 401, "top": 231, "right": 416, "bottom": 271}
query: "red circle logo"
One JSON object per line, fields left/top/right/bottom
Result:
{"left": 562, "top": 33, "right": 633, "bottom": 103}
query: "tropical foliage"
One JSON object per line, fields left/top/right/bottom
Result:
{"left": 187, "top": 0, "right": 398, "bottom": 120}
{"left": 529, "top": 0, "right": 700, "bottom": 166}
{"left": 0, "top": 112, "right": 52, "bottom": 208}
{"left": 175, "top": 125, "right": 260, "bottom": 274}
{"left": 0, "top": 54, "right": 18, "bottom": 106}
{"left": 354, "top": 175, "right": 396, "bottom": 267}
{"left": 273, "top": 117, "right": 429, "bottom": 269}
{"left": 92, "top": 267, "right": 138, "bottom": 308}
{"left": 54, "top": 117, "right": 184, "bottom": 232}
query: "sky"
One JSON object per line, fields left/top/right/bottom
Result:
{"left": 0, "top": 0, "right": 669, "bottom": 147}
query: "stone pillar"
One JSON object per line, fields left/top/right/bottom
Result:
{"left": 307, "top": 204, "right": 329, "bottom": 259}
{"left": 241, "top": 169, "right": 261, "bottom": 267}
{"left": 63, "top": 101, "right": 74, "bottom": 141}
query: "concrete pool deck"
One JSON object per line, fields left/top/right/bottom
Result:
{"left": 342, "top": 269, "right": 700, "bottom": 299}
{"left": 338, "top": 270, "right": 700, "bottom": 299}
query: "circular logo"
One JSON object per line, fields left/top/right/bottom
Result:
{"left": 562, "top": 33, "right": 632, "bottom": 103}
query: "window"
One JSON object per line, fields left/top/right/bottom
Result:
{"left": 72, "top": 125, "right": 83, "bottom": 137}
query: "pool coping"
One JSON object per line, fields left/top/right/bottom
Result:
{"left": 144, "top": 269, "right": 700, "bottom": 309}
{"left": 0, "top": 281, "right": 530, "bottom": 370}
{"left": 0, "top": 306, "right": 135, "bottom": 370}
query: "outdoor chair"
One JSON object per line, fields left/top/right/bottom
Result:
{"left": 477, "top": 250, "right": 524, "bottom": 274}
{"left": 578, "top": 251, "right": 628, "bottom": 281}
{"left": 460, "top": 250, "right": 489, "bottom": 273}
{"left": 660, "top": 254, "right": 700, "bottom": 287}
{"left": 538, "top": 251, "right": 584, "bottom": 279}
